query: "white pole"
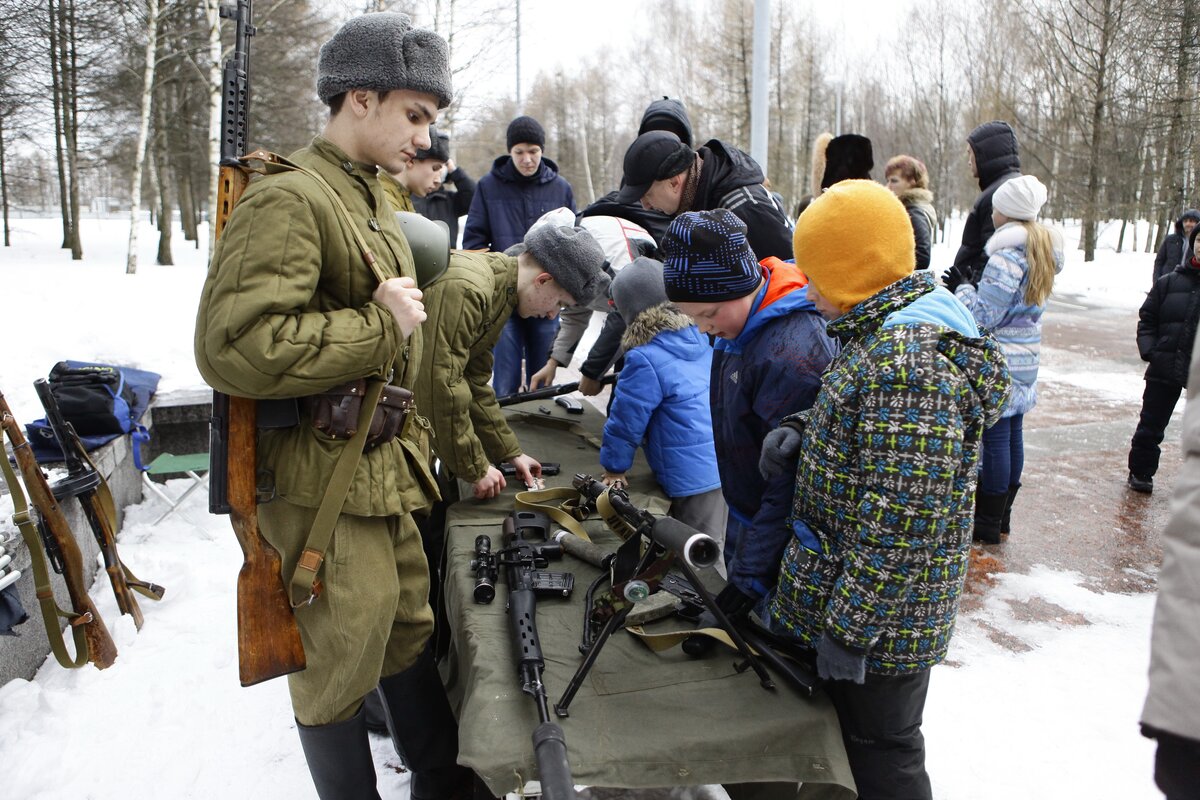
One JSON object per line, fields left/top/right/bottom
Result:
{"left": 750, "top": 0, "right": 771, "bottom": 175}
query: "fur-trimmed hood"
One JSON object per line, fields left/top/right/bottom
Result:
{"left": 896, "top": 186, "right": 935, "bottom": 209}
{"left": 621, "top": 303, "right": 694, "bottom": 350}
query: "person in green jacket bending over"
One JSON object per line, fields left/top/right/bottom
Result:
{"left": 194, "top": 13, "right": 475, "bottom": 800}
{"left": 417, "top": 222, "right": 610, "bottom": 500}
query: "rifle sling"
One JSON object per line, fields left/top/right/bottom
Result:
{"left": 288, "top": 379, "right": 385, "bottom": 608}
{"left": 0, "top": 447, "right": 90, "bottom": 669}
{"left": 76, "top": 444, "right": 164, "bottom": 601}
{"left": 513, "top": 487, "right": 593, "bottom": 543}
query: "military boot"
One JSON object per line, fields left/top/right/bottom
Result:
{"left": 972, "top": 491, "right": 1008, "bottom": 545}
{"left": 296, "top": 706, "right": 382, "bottom": 800}
{"left": 376, "top": 646, "right": 475, "bottom": 800}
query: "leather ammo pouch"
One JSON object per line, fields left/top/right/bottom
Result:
{"left": 304, "top": 379, "right": 414, "bottom": 451}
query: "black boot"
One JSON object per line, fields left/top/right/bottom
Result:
{"left": 296, "top": 706, "right": 382, "bottom": 800}
{"left": 377, "top": 647, "right": 474, "bottom": 800}
{"left": 972, "top": 491, "right": 1008, "bottom": 545}
{"left": 1000, "top": 483, "right": 1021, "bottom": 537}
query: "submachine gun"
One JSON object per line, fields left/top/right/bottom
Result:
{"left": 552, "top": 475, "right": 775, "bottom": 717}
{"left": 476, "top": 510, "right": 576, "bottom": 800}
{"left": 34, "top": 379, "right": 164, "bottom": 630}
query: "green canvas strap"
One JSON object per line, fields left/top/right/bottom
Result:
{"left": 288, "top": 379, "right": 385, "bottom": 608}
{"left": 513, "top": 486, "right": 594, "bottom": 543}
{"left": 0, "top": 449, "right": 90, "bottom": 668}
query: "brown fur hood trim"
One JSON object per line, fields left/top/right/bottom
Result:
{"left": 621, "top": 304, "right": 693, "bottom": 350}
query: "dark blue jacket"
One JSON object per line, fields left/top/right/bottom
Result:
{"left": 461, "top": 155, "right": 575, "bottom": 251}
{"left": 712, "top": 261, "right": 838, "bottom": 596}
{"left": 600, "top": 311, "right": 719, "bottom": 498}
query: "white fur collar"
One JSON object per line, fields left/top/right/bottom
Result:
{"left": 985, "top": 222, "right": 1028, "bottom": 255}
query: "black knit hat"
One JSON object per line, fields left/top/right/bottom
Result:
{"left": 616, "top": 131, "right": 695, "bottom": 204}
{"left": 507, "top": 115, "right": 545, "bottom": 150}
{"left": 661, "top": 210, "right": 761, "bottom": 302}
{"left": 638, "top": 97, "right": 694, "bottom": 148}
{"left": 820, "top": 134, "right": 874, "bottom": 189}
{"left": 414, "top": 126, "right": 450, "bottom": 162}
{"left": 317, "top": 13, "right": 453, "bottom": 109}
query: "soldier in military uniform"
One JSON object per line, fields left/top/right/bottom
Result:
{"left": 194, "top": 13, "right": 471, "bottom": 799}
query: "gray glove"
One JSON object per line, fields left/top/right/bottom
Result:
{"left": 815, "top": 632, "right": 866, "bottom": 684}
{"left": 759, "top": 425, "right": 803, "bottom": 479}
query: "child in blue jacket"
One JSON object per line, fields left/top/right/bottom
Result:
{"left": 599, "top": 257, "right": 728, "bottom": 565}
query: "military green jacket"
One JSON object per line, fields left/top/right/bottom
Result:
{"left": 381, "top": 172, "right": 415, "bottom": 212}
{"left": 195, "top": 137, "right": 437, "bottom": 516}
{"left": 415, "top": 251, "right": 523, "bottom": 482}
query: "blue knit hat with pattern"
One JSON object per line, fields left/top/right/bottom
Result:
{"left": 661, "top": 209, "right": 761, "bottom": 302}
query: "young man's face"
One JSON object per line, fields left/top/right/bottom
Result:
{"left": 404, "top": 159, "right": 446, "bottom": 197}
{"left": 966, "top": 144, "right": 978, "bottom": 179}
{"left": 641, "top": 174, "right": 685, "bottom": 216}
{"left": 511, "top": 144, "right": 543, "bottom": 177}
{"left": 359, "top": 89, "right": 438, "bottom": 175}
{"left": 805, "top": 282, "right": 843, "bottom": 321}
{"left": 518, "top": 273, "right": 574, "bottom": 320}
{"left": 1184, "top": 218, "right": 1197, "bottom": 238}
{"left": 675, "top": 293, "right": 757, "bottom": 340}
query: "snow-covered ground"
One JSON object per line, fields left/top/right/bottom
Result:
{"left": 0, "top": 213, "right": 1169, "bottom": 798}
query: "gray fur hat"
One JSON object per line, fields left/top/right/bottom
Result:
{"left": 611, "top": 257, "right": 668, "bottom": 323}
{"left": 415, "top": 126, "right": 450, "bottom": 162}
{"left": 519, "top": 225, "right": 610, "bottom": 308}
{"left": 317, "top": 13, "right": 453, "bottom": 109}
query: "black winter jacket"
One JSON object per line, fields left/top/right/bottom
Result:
{"left": 1139, "top": 261, "right": 1200, "bottom": 386}
{"left": 692, "top": 139, "right": 794, "bottom": 261}
{"left": 412, "top": 166, "right": 476, "bottom": 246}
{"left": 954, "top": 122, "right": 1021, "bottom": 282}
{"left": 1154, "top": 211, "right": 1200, "bottom": 285}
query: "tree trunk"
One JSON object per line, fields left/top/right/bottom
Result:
{"left": 154, "top": 83, "right": 173, "bottom": 266}
{"left": 127, "top": 0, "right": 160, "bottom": 275}
{"left": 62, "top": 0, "right": 82, "bottom": 260}
{"left": 48, "top": 0, "right": 70, "bottom": 249}
{"left": 1156, "top": 0, "right": 1197, "bottom": 247}
{"left": 0, "top": 114, "right": 9, "bottom": 247}
{"left": 1081, "top": 0, "right": 1118, "bottom": 263}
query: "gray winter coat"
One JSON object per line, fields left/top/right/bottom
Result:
{"left": 1141, "top": 342, "right": 1200, "bottom": 742}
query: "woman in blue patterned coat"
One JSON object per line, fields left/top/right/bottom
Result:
{"left": 758, "top": 180, "right": 1011, "bottom": 799}
{"left": 953, "top": 175, "right": 1063, "bottom": 543}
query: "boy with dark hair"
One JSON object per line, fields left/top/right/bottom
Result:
{"left": 194, "top": 12, "right": 473, "bottom": 799}
{"left": 417, "top": 224, "right": 609, "bottom": 500}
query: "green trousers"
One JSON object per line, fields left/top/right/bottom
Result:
{"left": 260, "top": 497, "right": 434, "bottom": 726}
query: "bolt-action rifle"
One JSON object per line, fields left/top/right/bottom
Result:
{"left": 0, "top": 390, "right": 117, "bottom": 669}
{"left": 500, "top": 510, "right": 576, "bottom": 800}
{"left": 33, "top": 379, "right": 164, "bottom": 630}
{"left": 208, "top": 0, "right": 306, "bottom": 687}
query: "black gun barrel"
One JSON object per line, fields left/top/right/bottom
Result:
{"left": 496, "top": 374, "right": 616, "bottom": 408}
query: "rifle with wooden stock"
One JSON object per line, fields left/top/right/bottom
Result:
{"left": 0, "top": 390, "right": 117, "bottom": 669}
{"left": 33, "top": 379, "right": 164, "bottom": 630}
{"left": 210, "top": 0, "right": 306, "bottom": 687}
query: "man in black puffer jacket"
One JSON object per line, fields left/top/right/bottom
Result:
{"left": 1153, "top": 209, "right": 1200, "bottom": 285}
{"left": 1128, "top": 224, "right": 1200, "bottom": 494}
{"left": 943, "top": 120, "right": 1021, "bottom": 290}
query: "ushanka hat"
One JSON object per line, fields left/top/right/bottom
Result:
{"left": 317, "top": 13, "right": 453, "bottom": 109}
{"left": 661, "top": 209, "right": 761, "bottom": 303}
{"left": 518, "top": 225, "right": 610, "bottom": 308}
{"left": 820, "top": 134, "right": 874, "bottom": 189}
{"left": 414, "top": 126, "right": 450, "bottom": 162}
{"left": 794, "top": 180, "right": 913, "bottom": 313}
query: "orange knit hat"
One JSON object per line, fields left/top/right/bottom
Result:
{"left": 793, "top": 179, "right": 915, "bottom": 313}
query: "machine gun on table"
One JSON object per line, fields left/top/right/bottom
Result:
{"left": 552, "top": 475, "right": 776, "bottom": 717}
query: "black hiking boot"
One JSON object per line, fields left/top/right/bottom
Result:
{"left": 1127, "top": 471, "right": 1153, "bottom": 494}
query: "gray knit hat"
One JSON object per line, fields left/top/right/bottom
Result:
{"left": 611, "top": 257, "right": 668, "bottom": 323}
{"left": 317, "top": 13, "right": 453, "bottom": 109}
{"left": 520, "top": 225, "right": 610, "bottom": 308}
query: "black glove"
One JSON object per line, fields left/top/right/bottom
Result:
{"left": 714, "top": 583, "right": 757, "bottom": 622}
{"left": 759, "top": 425, "right": 803, "bottom": 479}
{"left": 941, "top": 262, "right": 971, "bottom": 291}
{"left": 815, "top": 632, "right": 866, "bottom": 684}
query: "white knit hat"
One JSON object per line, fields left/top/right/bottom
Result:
{"left": 993, "top": 175, "right": 1047, "bottom": 221}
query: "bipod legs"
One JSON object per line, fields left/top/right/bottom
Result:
{"left": 554, "top": 605, "right": 630, "bottom": 717}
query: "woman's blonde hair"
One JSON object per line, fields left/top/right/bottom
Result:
{"left": 1022, "top": 220, "right": 1056, "bottom": 305}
